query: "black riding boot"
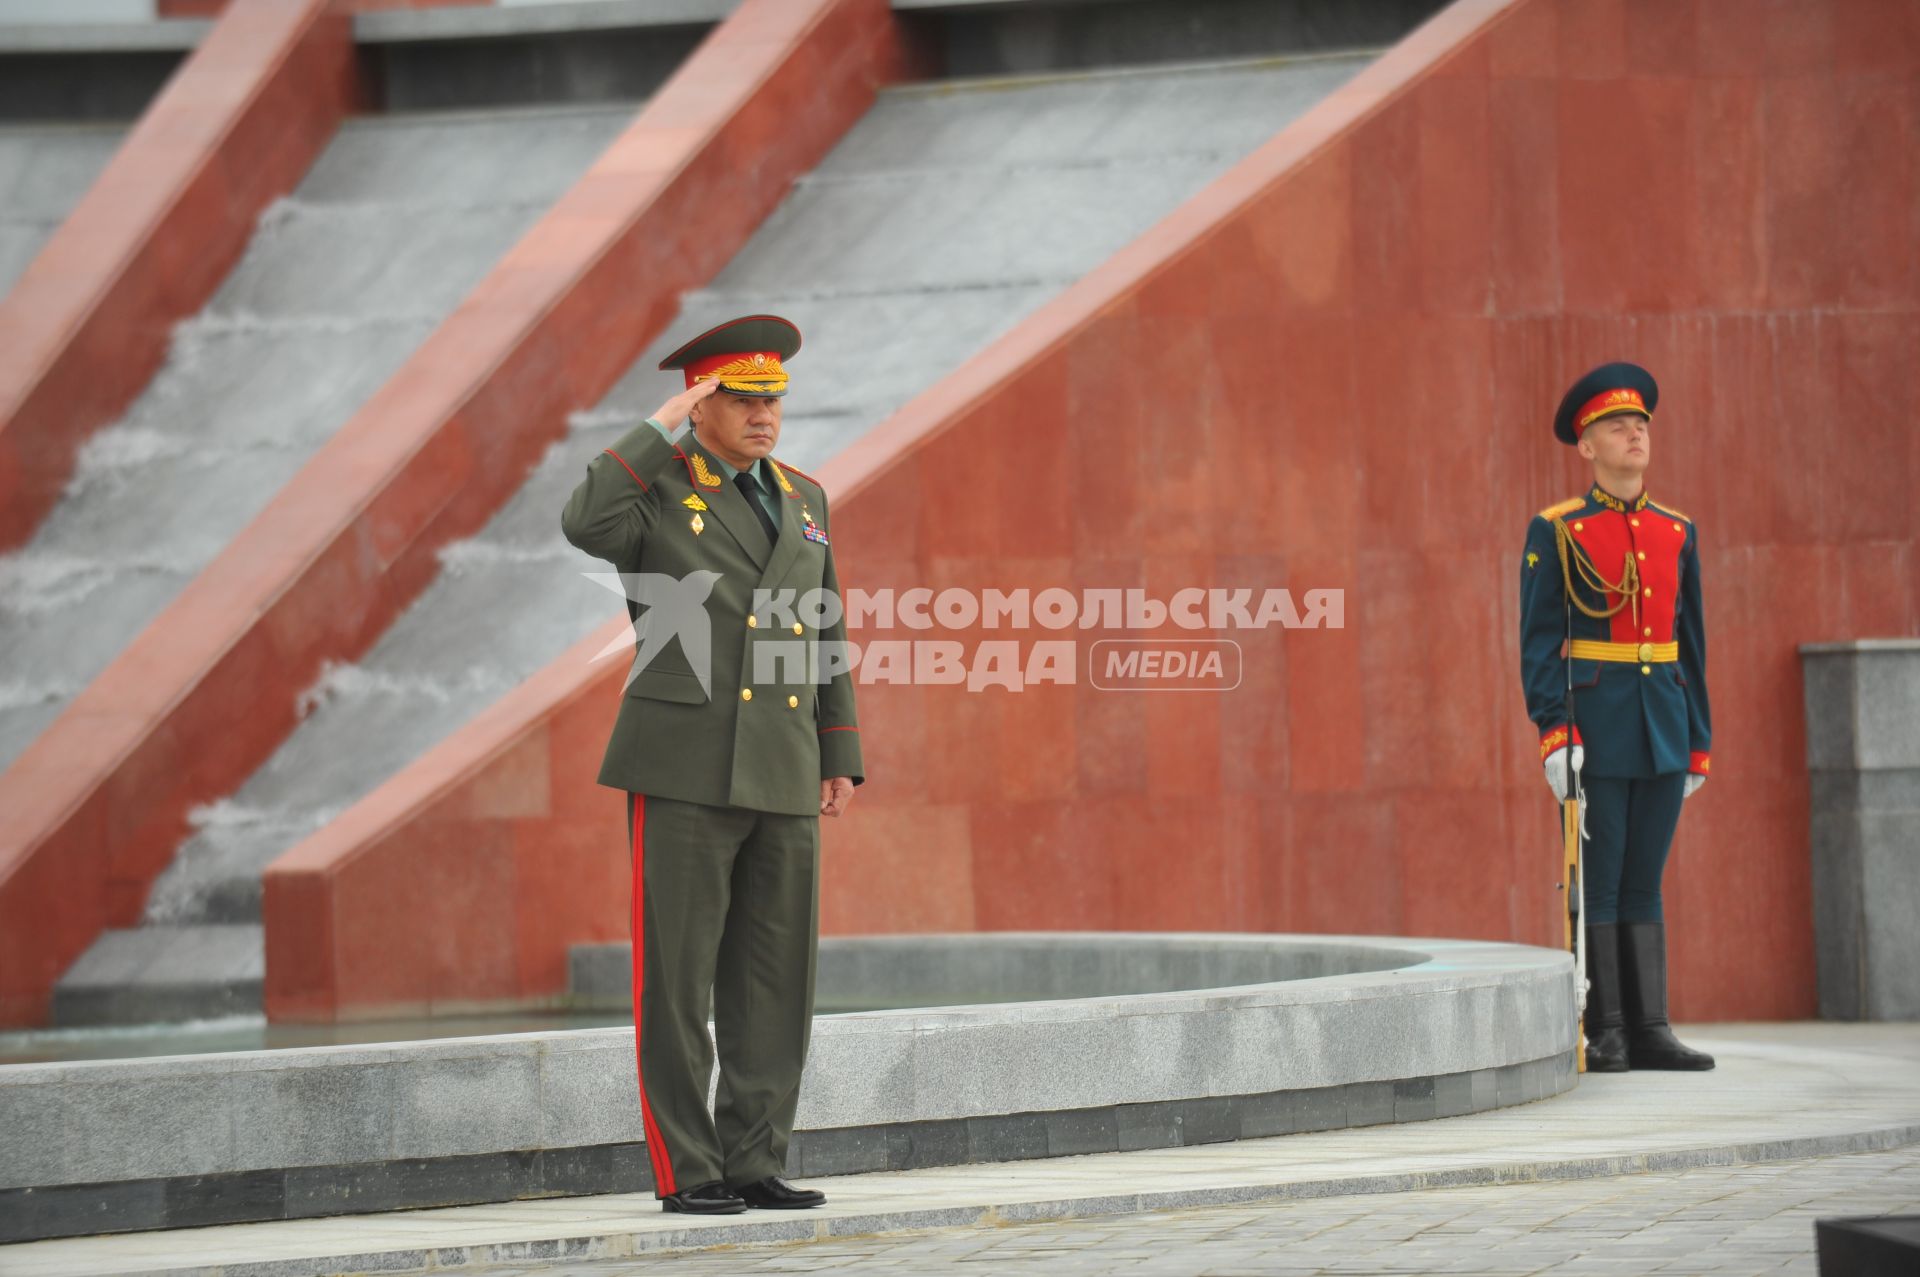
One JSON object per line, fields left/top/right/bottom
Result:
{"left": 1583, "top": 923, "right": 1629, "bottom": 1072}
{"left": 1620, "top": 920, "right": 1715, "bottom": 1071}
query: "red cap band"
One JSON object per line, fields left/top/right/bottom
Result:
{"left": 1574, "top": 388, "right": 1648, "bottom": 438}
{"left": 682, "top": 350, "right": 788, "bottom": 393}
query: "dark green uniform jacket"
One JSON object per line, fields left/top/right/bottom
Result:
{"left": 561, "top": 420, "right": 864, "bottom": 815}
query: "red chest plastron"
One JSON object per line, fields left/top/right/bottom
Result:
{"left": 1567, "top": 510, "right": 1688, "bottom": 644}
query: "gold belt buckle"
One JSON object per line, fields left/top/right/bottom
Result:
{"left": 1636, "top": 642, "right": 1654, "bottom": 663}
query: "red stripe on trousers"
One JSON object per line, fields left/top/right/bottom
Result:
{"left": 631, "top": 793, "right": 677, "bottom": 1195}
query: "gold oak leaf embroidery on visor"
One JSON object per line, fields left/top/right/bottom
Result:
{"left": 694, "top": 352, "right": 789, "bottom": 394}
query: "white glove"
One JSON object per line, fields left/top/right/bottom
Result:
{"left": 1683, "top": 773, "right": 1706, "bottom": 799}
{"left": 1543, "top": 744, "right": 1584, "bottom": 801}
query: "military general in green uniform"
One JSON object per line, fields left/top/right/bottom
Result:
{"left": 561, "top": 315, "right": 863, "bottom": 1215}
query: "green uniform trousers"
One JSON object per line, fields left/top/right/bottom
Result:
{"left": 626, "top": 792, "right": 820, "bottom": 1194}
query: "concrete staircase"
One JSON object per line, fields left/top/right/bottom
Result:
{"left": 20, "top": 104, "right": 635, "bottom": 1023}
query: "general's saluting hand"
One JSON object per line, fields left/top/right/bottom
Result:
{"left": 652, "top": 378, "right": 720, "bottom": 431}
{"left": 820, "top": 777, "right": 854, "bottom": 817}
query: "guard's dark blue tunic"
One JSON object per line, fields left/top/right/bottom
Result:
{"left": 1519, "top": 485, "right": 1711, "bottom": 779}
{"left": 1518, "top": 486, "right": 1713, "bottom": 923}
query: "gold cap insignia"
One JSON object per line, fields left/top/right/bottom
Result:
{"left": 694, "top": 353, "right": 789, "bottom": 396}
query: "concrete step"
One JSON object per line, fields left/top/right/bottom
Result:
{"left": 0, "top": 120, "right": 126, "bottom": 295}
{"left": 51, "top": 925, "right": 263, "bottom": 1026}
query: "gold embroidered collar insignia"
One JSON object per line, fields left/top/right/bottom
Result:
{"left": 1589, "top": 486, "right": 1650, "bottom": 514}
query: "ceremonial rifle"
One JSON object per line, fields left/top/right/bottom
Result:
{"left": 1562, "top": 561, "right": 1587, "bottom": 1073}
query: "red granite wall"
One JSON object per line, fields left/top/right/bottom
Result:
{"left": 815, "top": 0, "right": 1918, "bottom": 1024}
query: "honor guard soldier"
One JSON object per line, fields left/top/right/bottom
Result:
{"left": 1518, "top": 362, "right": 1715, "bottom": 1074}
{"left": 561, "top": 315, "right": 864, "bottom": 1214}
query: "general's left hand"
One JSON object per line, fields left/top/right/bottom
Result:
{"left": 1683, "top": 773, "right": 1706, "bottom": 800}
{"left": 821, "top": 777, "right": 855, "bottom": 817}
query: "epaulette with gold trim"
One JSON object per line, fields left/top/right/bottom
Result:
{"left": 1648, "top": 499, "right": 1691, "bottom": 524}
{"left": 1538, "top": 497, "right": 1584, "bottom": 520}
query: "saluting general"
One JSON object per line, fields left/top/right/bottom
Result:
{"left": 561, "top": 315, "right": 864, "bottom": 1215}
{"left": 1518, "top": 362, "right": 1715, "bottom": 1075}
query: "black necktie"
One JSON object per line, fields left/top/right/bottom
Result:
{"left": 736, "top": 469, "right": 779, "bottom": 545}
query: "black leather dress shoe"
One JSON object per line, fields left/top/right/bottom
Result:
{"left": 731, "top": 1175, "right": 826, "bottom": 1209}
{"left": 660, "top": 1181, "right": 747, "bottom": 1214}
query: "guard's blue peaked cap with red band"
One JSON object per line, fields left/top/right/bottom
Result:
{"left": 1554, "top": 361, "right": 1659, "bottom": 445}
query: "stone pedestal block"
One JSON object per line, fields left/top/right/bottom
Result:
{"left": 1801, "top": 640, "right": 1920, "bottom": 1022}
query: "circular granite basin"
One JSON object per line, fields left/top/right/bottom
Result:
{"left": 812, "top": 932, "right": 1434, "bottom": 1011}
{"left": 791, "top": 933, "right": 1578, "bottom": 1142}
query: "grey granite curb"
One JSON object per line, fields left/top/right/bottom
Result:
{"left": 0, "top": 1055, "right": 1570, "bottom": 1244}
{"left": 47, "top": 1122, "right": 1920, "bottom": 1277}
{"left": 0, "top": 934, "right": 1575, "bottom": 1244}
